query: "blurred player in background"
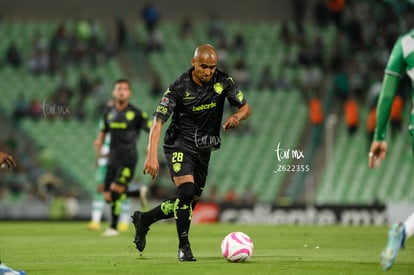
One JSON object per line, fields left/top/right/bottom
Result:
{"left": 88, "top": 131, "right": 147, "bottom": 232}
{"left": 368, "top": 27, "right": 414, "bottom": 270}
{"left": 0, "top": 151, "right": 16, "bottom": 170}
{"left": 94, "top": 78, "right": 151, "bottom": 237}
{"left": 87, "top": 130, "right": 110, "bottom": 231}
{"left": 132, "top": 44, "right": 251, "bottom": 261}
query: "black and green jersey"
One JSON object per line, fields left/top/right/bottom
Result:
{"left": 154, "top": 68, "right": 247, "bottom": 153}
{"left": 101, "top": 104, "right": 150, "bottom": 164}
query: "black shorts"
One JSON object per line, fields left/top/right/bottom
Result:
{"left": 164, "top": 147, "right": 211, "bottom": 198}
{"left": 104, "top": 162, "right": 136, "bottom": 192}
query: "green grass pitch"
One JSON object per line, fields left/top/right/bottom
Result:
{"left": 0, "top": 222, "right": 413, "bottom": 274}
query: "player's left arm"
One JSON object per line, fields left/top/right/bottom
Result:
{"left": 223, "top": 103, "right": 251, "bottom": 130}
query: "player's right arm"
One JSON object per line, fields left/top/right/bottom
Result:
{"left": 369, "top": 36, "right": 404, "bottom": 168}
{"left": 143, "top": 117, "right": 164, "bottom": 179}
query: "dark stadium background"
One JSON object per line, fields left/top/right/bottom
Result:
{"left": 0, "top": 0, "right": 413, "bottom": 224}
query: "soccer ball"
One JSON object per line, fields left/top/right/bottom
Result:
{"left": 221, "top": 231, "right": 253, "bottom": 262}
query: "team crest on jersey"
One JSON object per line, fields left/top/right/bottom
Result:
{"left": 173, "top": 163, "right": 181, "bottom": 173}
{"left": 126, "top": 111, "right": 135, "bottom": 121}
{"left": 213, "top": 82, "right": 223, "bottom": 94}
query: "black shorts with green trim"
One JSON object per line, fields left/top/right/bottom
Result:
{"left": 164, "top": 146, "right": 211, "bottom": 198}
{"left": 104, "top": 162, "right": 136, "bottom": 191}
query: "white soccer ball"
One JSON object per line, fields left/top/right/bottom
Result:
{"left": 221, "top": 231, "right": 253, "bottom": 262}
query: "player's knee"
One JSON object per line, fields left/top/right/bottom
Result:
{"left": 110, "top": 190, "right": 121, "bottom": 202}
{"left": 103, "top": 192, "right": 112, "bottom": 203}
{"left": 110, "top": 182, "right": 126, "bottom": 193}
{"left": 177, "top": 182, "right": 195, "bottom": 204}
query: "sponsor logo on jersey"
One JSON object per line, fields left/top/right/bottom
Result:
{"left": 213, "top": 82, "right": 223, "bottom": 94}
{"left": 109, "top": 122, "right": 127, "bottom": 129}
{"left": 192, "top": 102, "right": 217, "bottom": 112}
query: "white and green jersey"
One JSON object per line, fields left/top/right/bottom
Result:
{"left": 95, "top": 120, "right": 111, "bottom": 183}
{"left": 374, "top": 29, "right": 414, "bottom": 141}
{"left": 98, "top": 134, "right": 110, "bottom": 167}
{"left": 385, "top": 29, "right": 414, "bottom": 81}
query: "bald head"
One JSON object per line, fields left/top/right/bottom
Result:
{"left": 193, "top": 44, "right": 218, "bottom": 62}
{"left": 191, "top": 44, "right": 219, "bottom": 86}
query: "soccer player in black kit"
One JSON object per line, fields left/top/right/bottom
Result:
{"left": 132, "top": 44, "right": 251, "bottom": 260}
{"left": 94, "top": 79, "right": 150, "bottom": 237}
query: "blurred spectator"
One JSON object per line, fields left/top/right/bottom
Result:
{"left": 75, "top": 97, "right": 86, "bottom": 121}
{"left": 231, "top": 59, "right": 251, "bottom": 90}
{"left": 207, "top": 14, "right": 225, "bottom": 40}
{"left": 49, "top": 22, "right": 68, "bottom": 74}
{"left": 344, "top": 96, "right": 359, "bottom": 136}
{"left": 313, "top": 0, "right": 329, "bottom": 28}
{"left": 4, "top": 41, "right": 23, "bottom": 68}
{"left": 206, "top": 184, "right": 218, "bottom": 202}
{"left": 12, "top": 94, "right": 29, "bottom": 122}
{"left": 179, "top": 16, "right": 194, "bottom": 39}
{"left": 78, "top": 71, "right": 92, "bottom": 102}
{"left": 280, "top": 20, "right": 294, "bottom": 45}
{"left": 73, "top": 18, "right": 102, "bottom": 67}
{"left": 37, "top": 171, "right": 63, "bottom": 202}
{"left": 115, "top": 15, "right": 128, "bottom": 51}
{"left": 31, "top": 31, "right": 48, "bottom": 52}
{"left": 93, "top": 77, "right": 110, "bottom": 117}
{"left": 28, "top": 98, "right": 43, "bottom": 119}
{"left": 2, "top": 167, "right": 30, "bottom": 202}
{"left": 149, "top": 72, "right": 163, "bottom": 97}
{"left": 141, "top": 3, "right": 160, "bottom": 34}
{"left": 327, "top": 0, "right": 345, "bottom": 29}
{"left": 299, "top": 62, "right": 323, "bottom": 98}
{"left": 144, "top": 27, "right": 164, "bottom": 53}
{"left": 224, "top": 187, "right": 240, "bottom": 203}
{"left": 308, "top": 96, "right": 324, "bottom": 126}
{"left": 347, "top": 59, "right": 368, "bottom": 98}
{"left": 242, "top": 186, "right": 257, "bottom": 205}
{"left": 292, "top": 0, "right": 307, "bottom": 34}
{"left": 275, "top": 67, "right": 291, "bottom": 91}
{"left": 257, "top": 65, "right": 277, "bottom": 91}
{"left": 344, "top": 12, "right": 364, "bottom": 52}
{"left": 28, "top": 49, "right": 50, "bottom": 75}
{"left": 231, "top": 32, "right": 247, "bottom": 57}
{"left": 216, "top": 38, "right": 229, "bottom": 70}
{"left": 53, "top": 73, "right": 74, "bottom": 107}
{"left": 331, "top": 57, "right": 350, "bottom": 103}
